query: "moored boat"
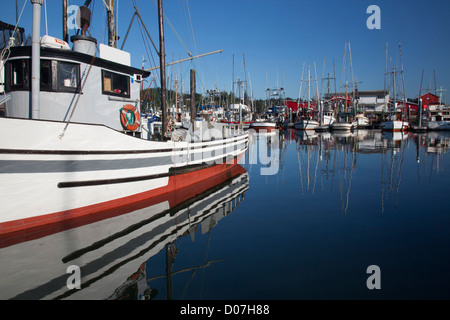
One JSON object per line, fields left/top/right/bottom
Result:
{"left": 381, "top": 120, "right": 409, "bottom": 132}
{"left": 330, "top": 121, "right": 356, "bottom": 131}
{"left": 249, "top": 120, "right": 277, "bottom": 132}
{"left": 0, "top": 1, "right": 248, "bottom": 235}
{"left": 294, "top": 118, "right": 319, "bottom": 131}
{"left": 356, "top": 114, "right": 370, "bottom": 128}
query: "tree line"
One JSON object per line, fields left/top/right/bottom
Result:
{"left": 140, "top": 87, "right": 293, "bottom": 114}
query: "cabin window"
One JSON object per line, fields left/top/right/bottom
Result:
{"left": 40, "top": 60, "right": 52, "bottom": 91}
{"left": 102, "top": 70, "right": 130, "bottom": 98}
{"left": 5, "top": 59, "right": 30, "bottom": 91}
{"left": 57, "top": 62, "right": 80, "bottom": 92}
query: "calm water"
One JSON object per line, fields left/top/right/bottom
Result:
{"left": 1, "top": 129, "right": 450, "bottom": 300}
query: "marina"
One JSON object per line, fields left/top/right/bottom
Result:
{"left": 1, "top": 128, "right": 450, "bottom": 299}
{"left": 1, "top": 0, "right": 450, "bottom": 301}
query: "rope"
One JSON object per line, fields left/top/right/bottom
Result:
{"left": 150, "top": 0, "right": 192, "bottom": 57}
{"left": 59, "top": 54, "right": 96, "bottom": 139}
{"left": 0, "top": 0, "right": 27, "bottom": 72}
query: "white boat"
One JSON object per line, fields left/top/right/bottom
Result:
{"left": 425, "top": 121, "right": 450, "bottom": 131}
{"left": 249, "top": 119, "right": 277, "bottom": 132}
{"left": 294, "top": 118, "right": 319, "bottom": 130}
{"left": 323, "top": 114, "right": 336, "bottom": 126}
{"left": 0, "top": 2, "right": 248, "bottom": 236}
{"left": 0, "top": 163, "right": 249, "bottom": 300}
{"left": 381, "top": 120, "right": 409, "bottom": 132}
{"left": 330, "top": 121, "right": 357, "bottom": 131}
{"left": 423, "top": 105, "right": 450, "bottom": 131}
{"left": 356, "top": 114, "right": 370, "bottom": 128}
{"left": 330, "top": 112, "right": 356, "bottom": 131}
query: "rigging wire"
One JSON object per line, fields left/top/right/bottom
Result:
{"left": 0, "top": 0, "right": 27, "bottom": 67}
{"left": 150, "top": 0, "right": 192, "bottom": 57}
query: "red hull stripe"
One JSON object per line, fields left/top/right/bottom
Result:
{"left": 0, "top": 160, "right": 246, "bottom": 246}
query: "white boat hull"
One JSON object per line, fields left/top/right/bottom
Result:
{"left": 381, "top": 120, "right": 409, "bottom": 132}
{"left": 249, "top": 122, "right": 277, "bottom": 132}
{"left": 330, "top": 122, "right": 356, "bottom": 131}
{"left": 0, "top": 166, "right": 249, "bottom": 300}
{"left": 425, "top": 121, "right": 450, "bottom": 131}
{"left": 294, "top": 120, "right": 319, "bottom": 131}
{"left": 356, "top": 115, "right": 370, "bottom": 127}
{"left": 0, "top": 118, "right": 248, "bottom": 235}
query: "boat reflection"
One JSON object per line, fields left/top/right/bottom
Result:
{"left": 0, "top": 164, "right": 249, "bottom": 300}
{"left": 290, "top": 128, "right": 450, "bottom": 214}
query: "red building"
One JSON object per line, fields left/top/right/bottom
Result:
{"left": 283, "top": 100, "right": 320, "bottom": 112}
{"left": 419, "top": 93, "right": 440, "bottom": 109}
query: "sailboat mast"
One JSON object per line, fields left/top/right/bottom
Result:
{"left": 348, "top": 42, "right": 356, "bottom": 118}
{"left": 384, "top": 42, "right": 388, "bottom": 116}
{"left": 307, "top": 64, "right": 310, "bottom": 110}
{"left": 399, "top": 41, "right": 407, "bottom": 116}
{"left": 158, "top": 0, "right": 167, "bottom": 136}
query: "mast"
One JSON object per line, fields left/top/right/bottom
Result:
{"left": 62, "top": 0, "right": 68, "bottom": 43}
{"left": 348, "top": 42, "right": 356, "bottom": 118}
{"left": 399, "top": 41, "right": 407, "bottom": 118}
{"left": 106, "top": 0, "right": 116, "bottom": 47}
{"left": 307, "top": 64, "right": 310, "bottom": 110}
{"left": 158, "top": 0, "right": 167, "bottom": 137}
{"left": 314, "top": 62, "right": 322, "bottom": 125}
{"left": 232, "top": 54, "right": 235, "bottom": 106}
{"left": 384, "top": 42, "right": 388, "bottom": 115}
{"left": 297, "top": 62, "right": 305, "bottom": 118}
{"left": 31, "top": 0, "right": 43, "bottom": 120}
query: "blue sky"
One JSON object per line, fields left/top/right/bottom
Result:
{"left": 2, "top": 0, "right": 449, "bottom": 101}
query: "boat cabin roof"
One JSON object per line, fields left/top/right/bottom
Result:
{"left": 8, "top": 45, "right": 150, "bottom": 79}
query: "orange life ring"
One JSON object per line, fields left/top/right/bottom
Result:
{"left": 120, "top": 104, "right": 140, "bottom": 131}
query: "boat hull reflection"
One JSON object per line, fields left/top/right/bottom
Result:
{"left": 0, "top": 163, "right": 248, "bottom": 300}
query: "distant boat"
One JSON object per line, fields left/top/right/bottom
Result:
{"left": 356, "top": 114, "right": 370, "bottom": 128}
{"left": 425, "top": 121, "right": 450, "bottom": 131}
{"left": 423, "top": 104, "right": 450, "bottom": 131}
{"left": 249, "top": 119, "right": 277, "bottom": 132}
{"left": 330, "top": 121, "right": 356, "bottom": 131}
{"left": 294, "top": 118, "right": 319, "bottom": 130}
{"left": 381, "top": 120, "right": 409, "bottom": 132}
{"left": 381, "top": 111, "right": 409, "bottom": 132}
{"left": 330, "top": 112, "right": 356, "bottom": 131}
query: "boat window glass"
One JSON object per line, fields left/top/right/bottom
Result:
{"left": 102, "top": 70, "right": 130, "bottom": 98}
{"left": 5, "top": 59, "right": 30, "bottom": 91}
{"left": 57, "top": 62, "right": 80, "bottom": 92}
{"left": 40, "top": 60, "right": 52, "bottom": 91}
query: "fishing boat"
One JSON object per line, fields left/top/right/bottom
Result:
{"left": 381, "top": 109, "right": 409, "bottom": 132}
{"left": 0, "top": 1, "right": 248, "bottom": 236}
{"left": 381, "top": 43, "right": 409, "bottom": 133}
{"left": 330, "top": 113, "right": 356, "bottom": 131}
{"left": 381, "top": 119, "right": 409, "bottom": 132}
{"left": 330, "top": 121, "right": 356, "bottom": 131}
{"left": 423, "top": 103, "right": 450, "bottom": 131}
{"left": 249, "top": 118, "right": 277, "bottom": 132}
{"left": 294, "top": 117, "right": 319, "bottom": 131}
{"left": 0, "top": 162, "right": 249, "bottom": 300}
{"left": 355, "top": 113, "right": 370, "bottom": 128}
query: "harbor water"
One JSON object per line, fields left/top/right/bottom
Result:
{"left": 1, "top": 129, "right": 450, "bottom": 300}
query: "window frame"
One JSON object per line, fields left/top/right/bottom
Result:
{"left": 56, "top": 61, "right": 80, "bottom": 93}
{"left": 101, "top": 69, "right": 130, "bottom": 98}
{"left": 5, "top": 58, "right": 30, "bottom": 91}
